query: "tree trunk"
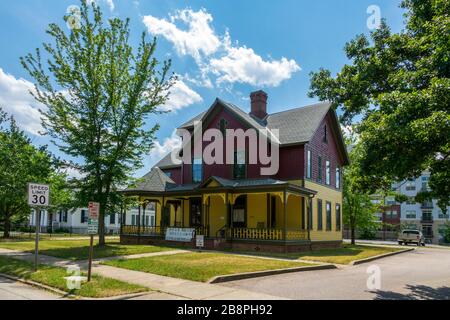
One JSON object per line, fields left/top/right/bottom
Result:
{"left": 98, "top": 205, "right": 106, "bottom": 246}
{"left": 351, "top": 226, "right": 356, "bottom": 245}
{"left": 3, "top": 214, "right": 11, "bottom": 239}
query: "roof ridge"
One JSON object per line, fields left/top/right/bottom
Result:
{"left": 267, "top": 101, "right": 331, "bottom": 117}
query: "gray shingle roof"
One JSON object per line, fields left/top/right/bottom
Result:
{"left": 154, "top": 152, "right": 180, "bottom": 169}
{"left": 178, "top": 99, "right": 331, "bottom": 145}
{"left": 127, "top": 167, "right": 175, "bottom": 192}
{"left": 201, "top": 176, "right": 287, "bottom": 188}
{"left": 266, "top": 102, "right": 331, "bottom": 145}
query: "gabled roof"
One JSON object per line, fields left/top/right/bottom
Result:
{"left": 266, "top": 102, "right": 331, "bottom": 145}
{"left": 156, "top": 98, "right": 349, "bottom": 169}
{"left": 126, "top": 167, "right": 175, "bottom": 193}
{"left": 154, "top": 152, "right": 180, "bottom": 169}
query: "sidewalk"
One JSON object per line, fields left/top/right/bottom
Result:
{"left": 0, "top": 248, "right": 285, "bottom": 300}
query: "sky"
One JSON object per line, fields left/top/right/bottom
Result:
{"left": 0, "top": 0, "right": 406, "bottom": 178}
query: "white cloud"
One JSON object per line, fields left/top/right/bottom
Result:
{"left": 150, "top": 130, "right": 182, "bottom": 162}
{"left": 143, "top": 8, "right": 300, "bottom": 88}
{"left": 0, "top": 68, "right": 44, "bottom": 135}
{"left": 143, "top": 8, "right": 221, "bottom": 63}
{"left": 86, "top": 0, "right": 115, "bottom": 12}
{"left": 160, "top": 78, "right": 203, "bottom": 112}
{"left": 209, "top": 46, "right": 301, "bottom": 87}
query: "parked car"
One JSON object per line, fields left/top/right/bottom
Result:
{"left": 398, "top": 230, "right": 425, "bottom": 246}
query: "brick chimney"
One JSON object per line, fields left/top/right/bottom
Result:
{"left": 250, "top": 90, "right": 268, "bottom": 120}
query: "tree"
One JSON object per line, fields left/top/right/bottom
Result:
{"left": 21, "top": 1, "right": 174, "bottom": 245}
{"left": 309, "top": 0, "right": 450, "bottom": 211}
{"left": 343, "top": 136, "right": 380, "bottom": 245}
{"left": 0, "top": 109, "right": 53, "bottom": 238}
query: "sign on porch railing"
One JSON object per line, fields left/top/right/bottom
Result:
{"left": 165, "top": 228, "right": 195, "bottom": 242}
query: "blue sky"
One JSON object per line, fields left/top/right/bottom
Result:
{"left": 0, "top": 0, "right": 406, "bottom": 178}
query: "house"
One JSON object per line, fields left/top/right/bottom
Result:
{"left": 392, "top": 173, "right": 450, "bottom": 244}
{"left": 120, "top": 91, "right": 349, "bottom": 252}
{"left": 28, "top": 208, "right": 121, "bottom": 235}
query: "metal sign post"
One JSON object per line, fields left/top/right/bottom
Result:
{"left": 87, "top": 202, "right": 100, "bottom": 282}
{"left": 28, "top": 183, "right": 50, "bottom": 272}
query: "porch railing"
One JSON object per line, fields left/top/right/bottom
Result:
{"left": 121, "top": 225, "right": 209, "bottom": 238}
{"left": 227, "top": 228, "right": 308, "bottom": 241}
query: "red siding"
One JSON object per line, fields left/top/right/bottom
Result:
{"left": 179, "top": 105, "right": 341, "bottom": 185}
{"left": 305, "top": 112, "right": 344, "bottom": 190}
{"left": 162, "top": 168, "right": 182, "bottom": 185}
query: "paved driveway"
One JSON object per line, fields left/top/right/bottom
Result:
{"left": 220, "top": 247, "right": 450, "bottom": 300}
{"left": 0, "top": 277, "right": 62, "bottom": 300}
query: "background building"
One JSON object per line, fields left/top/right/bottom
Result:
{"left": 392, "top": 172, "right": 450, "bottom": 244}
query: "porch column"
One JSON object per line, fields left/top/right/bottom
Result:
{"left": 182, "top": 199, "right": 185, "bottom": 227}
{"left": 137, "top": 197, "right": 141, "bottom": 244}
{"left": 301, "top": 197, "right": 306, "bottom": 230}
{"left": 143, "top": 201, "right": 147, "bottom": 228}
{"left": 283, "top": 191, "right": 287, "bottom": 242}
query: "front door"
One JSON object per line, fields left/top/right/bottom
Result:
{"left": 190, "top": 198, "right": 203, "bottom": 227}
{"left": 232, "top": 195, "right": 247, "bottom": 228}
{"left": 162, "top": 206, "right": 171, "bottom": 227}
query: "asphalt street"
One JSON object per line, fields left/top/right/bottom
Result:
{"left": 220, "top": 247, "right": 450, "bottom": 300}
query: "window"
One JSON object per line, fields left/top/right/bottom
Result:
{"left": 405, "top": 211, "right": 416, "bottom": 219}
{"left": 323, "top": 125, "right": 328, "bottom": 143}
{"left": 336, "top": 204, "right": 341, "bottom": 231}
{"left": 405, "top": 181, "right": 416, "bottom": 191}
{"left": 306, "top": 150, "right": 312, "bottom": 179}
{"left": 335, "top": 167, "right": 340, "bottom": 189}
{"left": 438, "top": 213, "right": 449, "bottom": 219}
{"left": 165, "top": 171, "right": 172, "bottom": 179}
{"left": 317, "top": 156, "right": 322, "bottom": 183}
{"left": 190, "top": 198, "right": 203, "bottom": 227}
{"left": 233, "top": 150, "right": 246, "bottom": 179}
{"left": 385, "top": 210, "right": 398, "bottom": 219}
{"left": 110, "top": 213, "right": 116, "bottom": 224}
{"left": 326, "top": 202, "right": 332, "bottom": 231}
{"left": 192, "top": 156, "right": 202, "bottom": 183}
{"left": 62, "top": 210, "right": 68, "bottom": 223}
{"left": 80, "top": 210, "right": 87, "bottom": 223}
{"left": 131, "top": 215, "right": 136, "bottom": 226}
{"left": 219, "top": 118, "right": 228, "bottom": 136}
{"left": 233, "top": 196, "right": 247, "bottom": 228}
{"left": 317, "top": 199, "right": 323, "bottom": 231}
{"left": 326, "top": 161, "right": 331, "bottom": 185}
{"left": 385, "top": 196, "right": 396, "bottom": 205}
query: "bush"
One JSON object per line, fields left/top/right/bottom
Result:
{"left": 359, "top": 225, "right": 377, "bottom": 240}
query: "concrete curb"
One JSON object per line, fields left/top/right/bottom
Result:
{"left": 351, "top": 248, "right": 415, "bottom": 265}
{"left": 0, "top": 272, "right": 74, "bottom": 298}
{"left": 0, "top": 272, "right": 151, "bottom": 300}
{"left": 208, "top": 264, "right": 337, "bottom": 284}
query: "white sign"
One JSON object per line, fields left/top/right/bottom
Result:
{"left": 28, "top": 183, "right": 50, "bottom": 207}
{"left": 196, "top": 235, "right": 205, "bottom": 248}
{"left": 165, "top": 228, "right": 195, "bottom": 242}
{"left": 87, "top": 219, "right": 99, "bottom": 235}
{"left": 88, "top": 202, "right": 100, "bottom": 220}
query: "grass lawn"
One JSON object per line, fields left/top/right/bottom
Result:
{"left": 103, "top": 252, "right": 313, "bottom": 282}
{"left": 0, "top": 256, "right": 147, "bottom": 298}
{"left": 0, "top": 239, "right": 176, "bottom": 261}
{"left": 240, "top": 245, "right": 403, "bottom": 265}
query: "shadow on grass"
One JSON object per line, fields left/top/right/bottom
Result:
{"left": 373, "top": 284, "right": 450, "bottom": 300}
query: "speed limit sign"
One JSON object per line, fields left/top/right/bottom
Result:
{"left": 28, "top": 183, "right": 50, "bottom": 207}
